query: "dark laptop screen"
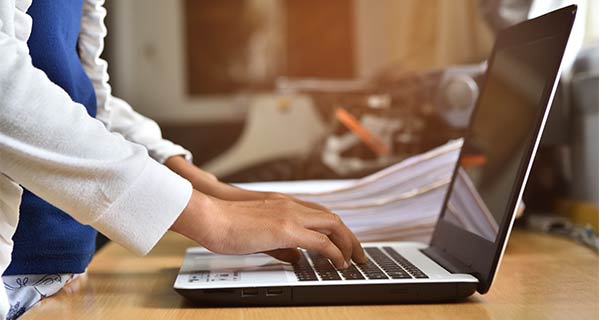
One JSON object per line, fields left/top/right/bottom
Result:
{"left": 439, "top": 35, "right": 563, "bottom": 242}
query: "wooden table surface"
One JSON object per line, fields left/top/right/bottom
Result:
{"left": 22, "top": 230, "right": 598, "bottom": 320}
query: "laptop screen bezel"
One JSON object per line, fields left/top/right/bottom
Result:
{"left": 428, "top": 5, "right": 577, "bottom": 294}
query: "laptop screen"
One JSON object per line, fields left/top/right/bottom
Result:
{"left": 429, "top": 5, "right": 576, "bottom": 294}
{"left": 439, "top": 35, "right": 563, "bottom": 242}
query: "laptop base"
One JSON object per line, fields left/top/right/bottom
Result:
{"left": 175, "top": 282, "right": 477, "bottom": 306}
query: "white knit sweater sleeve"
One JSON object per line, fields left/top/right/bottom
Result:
{"left": 79, "top": 0, "right": 192, "bottom": 164}
{"left": 0, "top": 1, "right": 192, "bottom": 258}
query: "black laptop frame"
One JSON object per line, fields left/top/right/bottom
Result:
{"left": 427, "top": 5, "right": 577, "bottom": 294}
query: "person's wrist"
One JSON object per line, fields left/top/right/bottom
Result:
{"left": 170, "top": 189, "right": 213, "bottom": 246}
{"left": 164, "top": 155, "right": 194, "bottom": 176}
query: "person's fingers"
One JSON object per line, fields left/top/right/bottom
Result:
{"left": 332, "top": 220, "right": 367, "bottom": 265}
{"left": 287, "top": 228, "right": 347, "bottom": 269}
{"left": 294, "top": 201, "right": 367, "bottom": 264}
{"left": 349, "top": 231, "right": 368, "bottom": 264}
{"left": 263, "top": 248, "right": 302, "bottom": 264}
{"left": 316, "top": 212, "right": 367, "bottom": 264}
{"left": 297, "top": 211, "right": 354, "bottom": 264}
{"left": 327, "top": 232, "right": 353, "bottom": 266}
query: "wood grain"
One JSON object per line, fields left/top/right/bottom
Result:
{"left": 22, "top": 230, "right": 598, "bottom": 320}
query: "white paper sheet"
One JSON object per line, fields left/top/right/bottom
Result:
{"left": 235, "top": 140, "right": 463, "bottom": 243}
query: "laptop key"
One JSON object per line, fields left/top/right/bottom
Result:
{"left": 339, "top": 265, "right": 365, "bottom": 280}
{"left": 382, "top": 247, "right": 429, "bottom": 279}
{"left": 365, "top": 247, "right": 413, "bottom": 279}
{"left": 299, "top": 248, "right": 424, "bottom": 282}
{"left": 355, "top": 260, "right": 388, "bottom": 280}
{"left": 293, "top": 252, "right": 319, "bottom": 281}
{"left": 308, "top": 252, "right": 342, "bottom": 281}
{"left": 388, "top": 271, "right": 412, "bottom": 279}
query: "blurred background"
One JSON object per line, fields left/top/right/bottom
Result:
{"left": 100, "top": 0, "right": 598, "bottom": 245}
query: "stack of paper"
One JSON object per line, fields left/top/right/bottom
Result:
{"left": 235, "top": 139, "right": 462, "bottom": 243}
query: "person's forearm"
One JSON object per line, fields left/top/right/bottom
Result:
{"left": 164, "top": 156, "right": 267, "bottom": 201}
{"left": 164, "top": 156, "right": 331, "bottom": 212}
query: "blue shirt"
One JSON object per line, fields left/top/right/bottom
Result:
{"left": 4, "top": 0, "right": 99, "bottom": 275}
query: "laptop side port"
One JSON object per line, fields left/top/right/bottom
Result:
{"left": 266, "top": 287, "right": 284, "bottom": 296}
{"left": 241, "top": 288, "right": 259, "bottom": 297}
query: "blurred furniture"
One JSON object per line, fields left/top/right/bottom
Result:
{"left": 203, "top": 95, "right": 326, "bottom": 178}
{"left": 524, "top": 45, "right": 599, "bottom": 229}
{"left": 22, "top": 230, "right": 599, "bottom": 320}
{"left": 214, "top": 67, "right": 478, "bottom": 182}
{"left": 570, "top": 46, "right": 599, "bottom": 205}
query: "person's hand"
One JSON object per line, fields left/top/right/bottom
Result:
{"left": 171, "top": 190, "right": 367, "bottom": 269}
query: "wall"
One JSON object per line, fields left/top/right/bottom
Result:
{"left": 105, "top": 0, "right": 494, "bottom": 123}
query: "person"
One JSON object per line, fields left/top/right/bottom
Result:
{"left": 0, "top": 0, "right": 366, "bottom": 318}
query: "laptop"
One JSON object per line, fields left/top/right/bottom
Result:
{"left": 174, "top": 5, "right": 577, "bottom": 305}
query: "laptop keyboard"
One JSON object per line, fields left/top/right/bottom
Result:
{"left": 293, "top": 247, "right": 428, "bottom": 281}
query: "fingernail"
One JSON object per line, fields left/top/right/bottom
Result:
{"left": 342, "top": 261, "right": 349, "bottom": 269}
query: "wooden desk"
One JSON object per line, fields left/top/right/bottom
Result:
{"left": 22, "top": 230, "right": 598, "bottom": 320}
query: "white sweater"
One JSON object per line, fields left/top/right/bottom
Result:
{"left": 0, "top": 0, "right": 193, "bottom": 316}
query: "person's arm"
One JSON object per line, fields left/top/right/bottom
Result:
{"left": 162, "top": 156, "right": 287, "bottom": 200}
{"left": 0, "top": 8, "right": 192, "bottom": 256}
{"left": 79, "top": 0, "right": 191, "bottom": 165}
{"left": 163, "top": 156, "right": 328, "bottom": 210}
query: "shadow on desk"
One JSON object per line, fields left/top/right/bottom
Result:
{"left": 76, "top": 267, "right": 184, "bottom": 308}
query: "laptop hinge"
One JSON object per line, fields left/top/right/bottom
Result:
{"left": 421, "top": 247, "right": 477, "bottom": 276}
